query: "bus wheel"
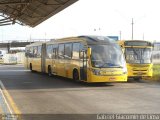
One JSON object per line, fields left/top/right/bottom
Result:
{"left": 30, "top": 64, "right": 33, "bottom": 72}
{"left": 48, "top": 66, "right": 52, "bottom": 77}
{"left": 73, "top": 70, "right": 79, "bottom": 81}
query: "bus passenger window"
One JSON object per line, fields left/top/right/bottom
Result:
{"left": 37, "top": 46, "right": 42, "bottom": 58}
{"left": 72, "top": 43, "right": 80, "bottom": 59}
{"left": 65, "top": 43, "right": 72, "bottom": 59}
{"left": 25, "top": 48, "right": 29, "bottom": 57}
{"left": 29, "top": 47, "right": 33, "bottom": 58}
{"left": 52, "top": 45, "right": 58, "bottom": 59}
{"left": 58, "top": 44, "right": 64, "bottom": 59}
{"left": 33, "top": 46, "right": 38, "bottom": 58}
{"left": 47, "top": 45, "right": 53, "bottom": 59}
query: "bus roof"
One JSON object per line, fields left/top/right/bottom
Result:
{"left": 78, "top": 36, "right": 117, "bottom": 44}
{"left": 47, "top": 35, "right": 117, "bottom": 45}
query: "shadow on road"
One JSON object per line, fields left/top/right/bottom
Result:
{"left": 127, "top": 78, "right": 147, "bottom": 83}
{"left": 0, "top": 70, "right": 115, "bottom": 90}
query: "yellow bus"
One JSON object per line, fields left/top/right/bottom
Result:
{"left": 119, "top": 40, "right": 153, "bottom": 80}
{"left": 25, "top": 36, "right": 127, "bottom": 83}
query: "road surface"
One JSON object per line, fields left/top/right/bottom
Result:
{"left": 0, "top": 64, "right": 159, "bottom": 120}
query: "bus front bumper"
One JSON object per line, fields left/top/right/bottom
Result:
{"left": 87, "top": 74, "right": 128, "bottom": 83}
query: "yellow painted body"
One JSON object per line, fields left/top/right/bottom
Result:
{"left": 127, "top": 63, "right": 153, "bottom": 77}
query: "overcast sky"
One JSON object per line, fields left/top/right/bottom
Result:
{"left": 0, "top": 0, "right": 160, "bottom": 41}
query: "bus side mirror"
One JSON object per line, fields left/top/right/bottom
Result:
{"left": 87, "top": 47, "right": 91, "bottom": 57}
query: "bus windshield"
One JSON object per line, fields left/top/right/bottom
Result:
{"left": 125, "top": 47, "right": 152, "bottom": 64}
{"left": 90, "top": 44, "right": 125, "bottom": 68}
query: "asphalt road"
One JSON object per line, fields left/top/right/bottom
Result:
{"left": 0, "top": 64, "right": 160, "bottom": 120}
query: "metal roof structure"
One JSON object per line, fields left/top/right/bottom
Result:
{"left": 0, "top": 0, "right": 78, "bottom": 27}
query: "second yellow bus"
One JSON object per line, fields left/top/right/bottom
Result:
{"left": 119, "top": 40, "right": 153, "bottom": 80}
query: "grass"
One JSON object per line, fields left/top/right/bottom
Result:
{"left": 143, "top": 64, "right": 160, "bottom": 81}
{"left": 152, "top": 64, "right": 160, "bottom": 81}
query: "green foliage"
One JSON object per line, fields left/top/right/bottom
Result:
{"left": 152, "top": 64, "right": 160, "bottom": 81}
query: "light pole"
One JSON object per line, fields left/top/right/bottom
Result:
{"left": 131, "top": 18, "right": 134, "bottom": 40}
{"left": 45, "top": 32, "right": 46, "bottom": 42}
{"left": 119, "top": 31, "right": 122, "bottom": 40}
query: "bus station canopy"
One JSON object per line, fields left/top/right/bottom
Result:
{"left": 0, "top": 0, "right": 78, "bottom": 27}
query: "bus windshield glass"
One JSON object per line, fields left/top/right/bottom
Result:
{"left": 125, "top": 47, "right": 152, "bottom": 64}
{"left": 90, "top": 44, "right": 125, "bottom": 68}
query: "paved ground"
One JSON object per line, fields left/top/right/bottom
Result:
{"left": 0, "top": 64, "right": 160, "bottom": 120}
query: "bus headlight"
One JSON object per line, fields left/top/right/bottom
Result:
{"left": 92, "top": 69, "right": 101, "bottom": 75}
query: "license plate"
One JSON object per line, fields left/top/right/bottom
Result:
{"left": 137, "top": 72, "right": 142, "bottom": 75}
{"left": 109, "top": 77, "right": 116, "bottom": 81}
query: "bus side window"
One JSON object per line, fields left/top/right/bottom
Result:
{"left": 29, "top": 47, "right": 33, "bottom": 58}
{"left": 25, "top": 47, "right": 29, "bottom": 57}
{"left": 33, "top": 46, "right": 38, "bottom": 58}
{"left": 53, "top": 45, "right": 58, "bottom": 59}
{"left": 47, "top": 45, "right": 53, "bottom": 59}
{"left": 72, "top": 43, "right": 80, "bottom": 59}
{"left": 58, "top": 44, "right": 65, "bottom": 59}
{"left": 37, "top": 46, "right": 42, "bottom": 58}
{"left": 64, "top": 43, "right": 72, "bottom": 59}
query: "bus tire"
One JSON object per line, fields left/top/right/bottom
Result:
{"left": 48, "top": 66, "right": 52, "bottom": 77}
{"left": 30, "top": 63, "right": 33, "bottom": 72}
{"left": 73, "top": 69, "right": 79, "bottom": 81}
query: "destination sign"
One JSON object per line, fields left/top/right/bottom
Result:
{"left": 124, "top": 41, "right": 152, "bottom": 46}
